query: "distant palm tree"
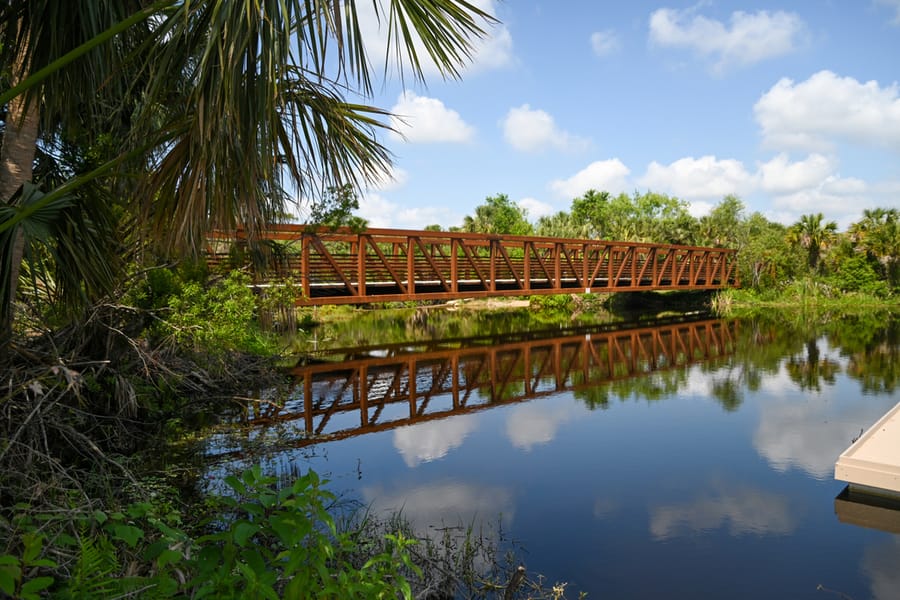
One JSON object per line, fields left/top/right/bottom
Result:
{"left": 849, "top": 208, "right": 900, "bottom": 285}
{"left": 787, "top": 213, "right": 838, "bottom": 273}
{"left": 0, "top": 0, "right": 494, "bottom": 351}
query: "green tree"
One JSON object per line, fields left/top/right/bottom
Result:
{"left": 738, "top": 212, "right": 796, "bottom": 289}
{"left": 308, "top": 184, "right": 368, "bottom": 231}
{"left": 698, "top": 195, "right": 745, "bottom": 248}
{"left": 569, "top": 189, "right": 611, "bottom": 238}
{"left": 787, "top": 213, "right": 838, "bottom": 273}
{"left": 632, "top": 191, "right": 697, "bottom": 244}
{"left": 535, "top": 210, "right": 585, "bottom": 239}
{"left": 849, "top": 208, "right": 900, "bottom": 287}
{"left": 567, "top": 189, "right": 697, "bottom": 244}
{"left": 461, "top": 193, "right": 533, "bottom": 235}
{"left": 0, "top": 0, "right": 495, "bottom": 355}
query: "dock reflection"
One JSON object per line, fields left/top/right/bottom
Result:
{"left": 246, "top": 317, "right": 736, "bottom": 446}
{"left": 835, "top": 486, "right": 900, "bottom": 535}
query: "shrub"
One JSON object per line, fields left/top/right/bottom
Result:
{"left": 165, "top": 271, "right": 278, "bottom": 356}
{"left": 2, "top": 467, "right": 419, "bottom": 599}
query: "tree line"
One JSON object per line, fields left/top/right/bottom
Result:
{"left": 434, "top": 191, "right": 900, "bottom": 297}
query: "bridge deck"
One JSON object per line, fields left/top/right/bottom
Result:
{"left": 207, "top": 226, "right": 739, "bottom": 305}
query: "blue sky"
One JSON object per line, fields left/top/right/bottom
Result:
{"left": 338, "top": 0, "right": 900, "bottom": 232}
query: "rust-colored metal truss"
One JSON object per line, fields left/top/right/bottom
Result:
{"left": 206, "top": 225, "right": 739, "bottom": 305}
{"left": 234, "top": 318, "right": 736, "bottom": 447}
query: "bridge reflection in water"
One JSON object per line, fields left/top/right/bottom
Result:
{"left": 246, "top": 318, "right": 737, "bottom": 446}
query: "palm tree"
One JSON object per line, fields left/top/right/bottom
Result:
{"left": 849, "top": 208, "right": 900, "bottom": 286}
{"left": 0, "top": 0, "right": 495, "bottom": 353}
{"left": 787, "top": 213, "right": 838, "bottom": 273}
{"left": 461, "top": 194, "right": 533, "bottom": 235}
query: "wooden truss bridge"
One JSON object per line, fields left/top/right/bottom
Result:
{"left": 218, "top": 318, "right": 736, "bottom": 450}
{"left": 206, "top": 226, "right": 739, "bottom": 305}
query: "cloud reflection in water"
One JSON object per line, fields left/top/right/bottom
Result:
{"left": 393, "top": 414, "right": 479, "bottom": 467}
{"left": 862, "top": 535, "right": 900, "bottom": 600}
{"left": 505, "top": 401, "right": 581, "bottom": 451}
{"left": 753, "top": 370, "right": 898, "bottom": 479}
{"left": 650, "top": 483, "right": 795, "bottom": 540}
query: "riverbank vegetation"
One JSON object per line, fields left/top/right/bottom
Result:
{"left": 2, "top": 2, "right": 897, "bottom": 597}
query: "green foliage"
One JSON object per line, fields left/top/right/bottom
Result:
{"left": 0, "top": 531, "right": 57, "bottom": 600}
{"left": 307, "top": 184, "right": 369, "bottom": 232}
{"left": 787, "top": 213, "right": 838, "bottom": 273}
{"left": 165, "top": 271, "right": 280, "bottom": 357}
{"left": 535, "top": 210, "right": 587, "bottom": 239}
{"left": 697, "top": 195, "right": 744, "bottom": 247}
{"left": 2, "top": 467, "right": 420, "bottom": 599}
{"left": 461, "top": 193, "right": 533, "bottom": 235}
{"left": 736, "top": 212, "right": 797, "bottom": 290}
{"left": 568, "top": 189, "right": 695, "bottom": 243}
{"left": 829, "top": 255, "right": 890, "bottom": 297}
{"left": 528, "top": 294, "right": 573, "bottom": 311}
{"left": 189, "top": 466, "right": 418, "bottom": 599}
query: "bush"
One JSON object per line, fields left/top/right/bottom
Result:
{"left": 830, "top": 255, "right": 890, "bottom": 298}
{"left": 1, "top": 467, "right": 419, "bottom": 599}
{"left": 165, "top": 271, "right": 279, "bottom": 356}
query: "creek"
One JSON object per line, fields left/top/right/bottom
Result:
{"left": 197, "top": 307, "right": 900, "bottom": 598}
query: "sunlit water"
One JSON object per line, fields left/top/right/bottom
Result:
{"left": 202, "top": 314, "right": 900, "bottom": 599}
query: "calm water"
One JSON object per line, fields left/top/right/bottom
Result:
{"left": 203, "top": 312, "right": 900, "bottom": 599}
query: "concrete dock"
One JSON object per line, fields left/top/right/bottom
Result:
{"left": 835, "top": 401, "right": 900, "bottom": 497}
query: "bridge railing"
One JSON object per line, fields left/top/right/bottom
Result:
{"left": 206, "top": 225, "right": 739, "bottom": 304}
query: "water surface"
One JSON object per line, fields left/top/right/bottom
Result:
{"left": 204, "top": 312, "right": 900, "bottom": 598}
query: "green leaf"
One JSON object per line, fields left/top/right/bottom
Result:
{"left": 224, "top": 475, "right": 246, "bottom": 495}
{"left": 0, "top": 567, "right": 19, "bottom": 596}
{"left": 20, "top": 576, "right": 55, "bottom": 595}
{"left": 232, "top": 521, "right": 259, "bottom": 547}
{"left": 127, "top": 502, "right": 153, "bottom": 519}
{"left": 110, "top": 524, "right": 144, "bottom": 548}
{"left": 0, "top": 555, "right": 19, "bottom": 566}
{"left": 21, "top": 533, "right": 43, "bottom": 565}
{"left": 156, "top": 549, "right": 183, "bottom": 569}
{"left": 27, "top": 559, "right": 56, "bottom": 569}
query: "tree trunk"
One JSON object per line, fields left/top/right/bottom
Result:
{"left": 0, "top": 26, "right": 40, "bottom": 353}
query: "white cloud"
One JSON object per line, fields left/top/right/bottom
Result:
{"left": 356, "top": 193, "right": 396, "bottom": 228}
{"left": 649, "top": 8, "right": 807, "bottom": 72}
{"left": 638, "top": 155, "right": 753, "bottom": 199}
{"left": 550, "top": 159, "right": 631, "bottom": 199}
{"left": 686, "top": 200, "right": 714, "bottom": 218}
{"left": 368, "top": 165, "right": 409, "bottom": 192}
{"left": 471, "top": 17, "right": 515, "bottom": 71}
{"left": 502, "top": 104, "right": 589, "bottom": 153}
{"left": 754, "top": 70, "right": 900, "bottom": 153}
{"left": 357, "top": 192, "right": 462, "bottom": 229}
{"left": 590, "top": 30, "right": 620, "bottom": 57}
{"left": 757, "top": 153, "right": 835, "bottom": 194}
{"left": 393, "top": 415, "right": 478, "bottom": 467}
{"left": 546, "top": 153, "right": 897, "bottom": 227}
{"left": 771, "top": 175, "right": 871, "bottom": 226}
{"left": 650, "top": 484, "right": 796, "bottom": 540}
{"left": 356, "top": 0, "right": 513, "bottom": 79}
{"left": 517, "top": 197, "right": 554, "bottom": 220}
{"left": 876, "top": 0, "right": 900, "bottom": 25}
{"left": 389, "top": 92, "right": 475, "bottom": 143}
